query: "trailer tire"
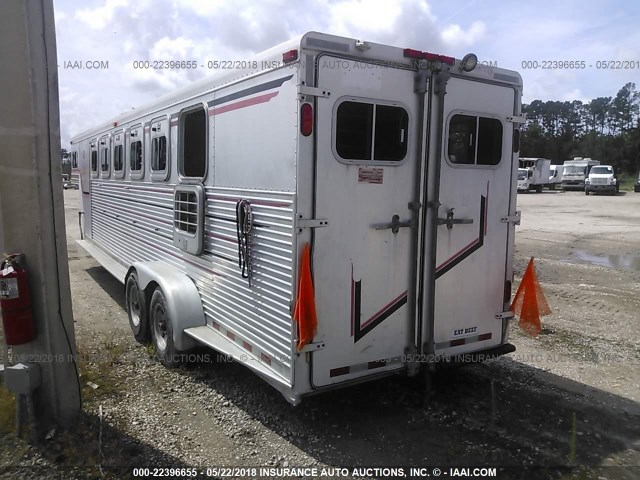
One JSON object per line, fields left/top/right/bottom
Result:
{"left": 536, "top": 185, "right": 543, "bottom": 193}
{"left": 126, "top": 272, "right": 150, "bottom": 343}
{"left": 150, "top": 287, "right": 181, "bottom": 368}
{"left": 549, "top": 184, "right": 556, "bottom": 190}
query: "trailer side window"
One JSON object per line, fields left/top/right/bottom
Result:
{"left": 101, "top": 147, "right": 110, "bottom": 173}
{"left": 335, "top": 101, "right": 408, "bottom": 163}
{"left": 130, "top": 140, "right": 143, "bottom": 172}
{"left": 179, "top": 106, "right": 206, "bottom": 178}
{"left": 151, "top": 136, "right": 167, "bottom": 172}
{"left": 448, "top": 114, "right": 502, "bottom": 166}
{"left": 113, "top": 145, "right": 124, "bottom": 173}
{"left": 91, "top": 150, "right": 97, "bottom": 172}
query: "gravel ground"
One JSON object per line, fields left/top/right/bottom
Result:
{"left": 0, "top": 189, "right": 638, "bottom": 480}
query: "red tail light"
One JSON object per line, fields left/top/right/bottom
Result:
{"left": 300, "top": 103, "right": 313, "bottom": 136}
{"left": 283, "top": 49, "right": 298, "bottom": 63}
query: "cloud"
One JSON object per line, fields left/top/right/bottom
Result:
{"left": 75, "top": 0, "right": 130, "bottom": 30}
{"left": 441, "top": 20, "right": 486, "bottom": 48}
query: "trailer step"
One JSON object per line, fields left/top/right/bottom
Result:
{"left": 76, "top": 239, "right": 127, "bottom": 283}
{"left": 184, "top": 325, "right": 291, "bottom": 389}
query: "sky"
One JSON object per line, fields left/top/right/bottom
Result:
{"left": 53, "top": 0, "right": 640, "bottom": 147}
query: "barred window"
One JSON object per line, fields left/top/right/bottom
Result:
{"left": 174, "top": 190, "right": 198, "bottom": 234}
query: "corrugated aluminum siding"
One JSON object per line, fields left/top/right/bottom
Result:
{"left": 90, "top": 180, "right": 296, "bottom": 382}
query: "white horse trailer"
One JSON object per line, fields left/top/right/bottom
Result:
{"left": 71, "top": 32, "right": 522, "bottom": 404}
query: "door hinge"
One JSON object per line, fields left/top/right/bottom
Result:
{"left": 495, "top": 311, "right": 515, "bottom": 320}
{"left": 506, "top": 115, "right": 527, "bottom": 124}
{"left": 299, "top": 86, "right": 331, "bottom": 98}
{"left": 501, "top": 211, "right": 521, "bottom": 225}
{"left": 296, "top": 217, "right": 329, "bottom": 232}
{"left": 296, "top": 341, "right": 326, "bottom": 354}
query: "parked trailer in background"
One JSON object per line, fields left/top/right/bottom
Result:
{"left": 561, "top": 157, "right": 600, "bottom": 190}
{"left": 71, "top": 32, "right": 522, "bottom": 404}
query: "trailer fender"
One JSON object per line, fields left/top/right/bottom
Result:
{"left": 128, "top": 261, "right": 205, "bottom": 351}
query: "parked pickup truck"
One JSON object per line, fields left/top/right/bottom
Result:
{"left": 585, "top": 165, "right": 618, "bottom": 195}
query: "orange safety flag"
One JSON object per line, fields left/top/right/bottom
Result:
{"left": 510, "top": 257, "right": 551, "bottom": 337}
{"left": 293, "top": 242, "right": 317, "bottom": 351}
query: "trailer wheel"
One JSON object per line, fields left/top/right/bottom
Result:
{"left": 536, "top": 185, "right": 543, "bottom": 193}
{"left": 125, "top": 272, "right": 150, "bottom": 343}
{"left": 549, "top": 184, "right": 556, "bottom": 190}
{"left": 150, "top": 287, "right": 181, "bottom": 368}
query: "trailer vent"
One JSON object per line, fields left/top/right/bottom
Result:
{"left": 173, "top": 184, "right": 204, "bottom": 255}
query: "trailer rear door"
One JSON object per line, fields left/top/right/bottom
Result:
{"left": 310, "top": 57, "right": 419, "bottom": 387}
{"left": 428, "top": 77, "right": 516, "bottom": 357}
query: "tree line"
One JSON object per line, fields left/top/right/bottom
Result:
{"left": 521, "top": 82, "right": 640, "bottom": 174}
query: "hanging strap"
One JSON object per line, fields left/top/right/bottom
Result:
{"left": 235, "top": 200, "right": 253, "bottom": 286}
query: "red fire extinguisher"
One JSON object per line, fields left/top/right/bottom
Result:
{"left": 0, "top": 254, "right": 36, "bottom": 345}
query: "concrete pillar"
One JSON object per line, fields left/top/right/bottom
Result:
{"left": 0, "top": 0, "right": 81, "bottom": 428}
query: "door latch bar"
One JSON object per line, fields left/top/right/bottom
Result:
{"left": 437, "top": 208, "right": 473, "bottom": 230}
{"left": 372, "top": 214, "right": 414, "bottom": 234}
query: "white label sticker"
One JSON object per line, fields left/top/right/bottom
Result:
{"left": 452, "top": 326, "right": 478, "bottom": 337}
{"left": 0, "top": 277, "right": 19, "bottom": 299}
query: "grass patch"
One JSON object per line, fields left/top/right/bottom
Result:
{"left": 617, "top": 173, "right": 637, "bottom": 192}
{"left": 0, "top": 385, "right": 16, "bottom": 434}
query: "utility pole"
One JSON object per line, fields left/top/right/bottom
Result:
{"left": 0, "top": 0, "right": 81, "bottom": 430}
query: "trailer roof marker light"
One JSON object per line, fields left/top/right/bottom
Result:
{"left": 403, "top": 48, "right": 423, "bottom": 59}
{"left": 422, "top": 52, "right": 455, "bottom": 65}
{"left": 460, "top": 53, "right": 478, "bottom": 72}
{"left": 300, "top": 103, "right": 313, "bottom": 136}
{"left": 283, "top": 49, "right": 298, "bottom": 63}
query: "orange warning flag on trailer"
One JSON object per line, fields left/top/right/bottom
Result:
{"left": 510, "top": 257, "right": 551, "bottom": 337}
{"left": 294, "top": 242, "right": 317, "bottom": 351}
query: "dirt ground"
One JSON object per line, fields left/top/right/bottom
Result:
{"left": 1, "top": 188, "right": 639, "bottom": 480}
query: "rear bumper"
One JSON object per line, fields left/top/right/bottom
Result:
{"left": 433, "top": 343, "right": 516, "bottom": 368}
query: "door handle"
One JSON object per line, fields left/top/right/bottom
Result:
{"left": 372, "top": 214, "right": 414, "bottom": 234}
{"left": 437, "top": 208, "right": 474, "bottom": 230}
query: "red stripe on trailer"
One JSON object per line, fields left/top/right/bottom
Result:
{"left": 208, "top": 92, "right": 279, "bottom": 117}
{"left": 479, "top": 332, "right": 492, "bottom": 341}
{"left": 368, "top": 360, "right": 387, "bottom": 370}
{"left": 206, "top": 194, "right": 290, "bottom": 208}
{"left": 206, "top": 232, "right": 237, "bottom": 244}
{"left": 226, "top": 331, "right": 236, "bottom": 341}
{"left": 212, "top": 322, "right": 221, "bottom": 331}
{"left": 242, "top": 341, "right": 252, "bottom": 352}
{"left": 436, "top": 238, "right": 479, "bottom": 272}
{"left": 360, "top": 290, "right": 409, "bottom": 330}
{"left": 260, "top": 353, "right": 271, "bottom": 365}
{"left": 330, "top": 366, "right": 350, "bottom": 377}
{"left": 450, "top": 338, "right": 466, "bottom": 347}
{"left": 484, "top": 182, "right": 489, "bottom": 236}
